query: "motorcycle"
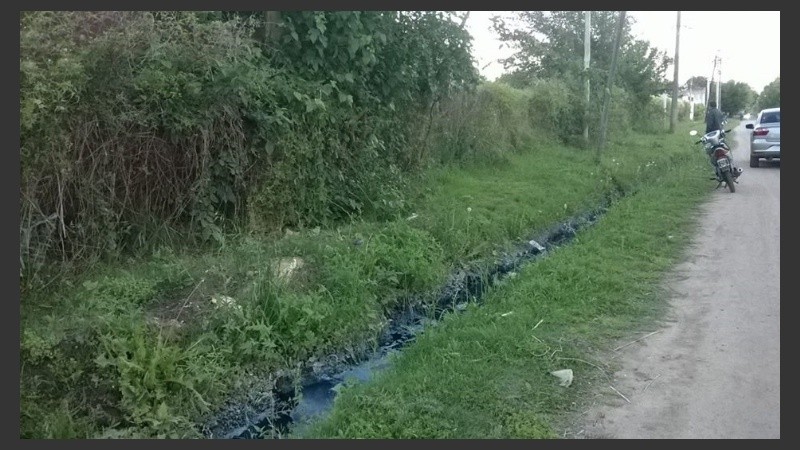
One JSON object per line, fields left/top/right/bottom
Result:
{"left": 690, "top": 128, "right": 743, "bottom": 193}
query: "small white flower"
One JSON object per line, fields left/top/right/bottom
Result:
{"left": 467, "top": 207, "right": 472, "bottom": 213}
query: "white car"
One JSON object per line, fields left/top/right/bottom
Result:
{"left": 745, "top": 107, "right": 780, "bottom": 167}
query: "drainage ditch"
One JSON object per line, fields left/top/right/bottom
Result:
{"left": 205, "top": 193, "right": 618, "bottom": 439}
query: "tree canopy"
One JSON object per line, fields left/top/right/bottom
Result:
{"left": 490, "top": 11, "right": 670, "bottom": 101}
{"left": 719, "top": 80, "right": 757, "bottom": 115}
{"left": 757, "top": 77, "right": 780, "bottom": 110}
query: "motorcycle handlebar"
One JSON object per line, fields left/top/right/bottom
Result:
{"left": 693, "top": 129, "right": 731, "bottom": 145}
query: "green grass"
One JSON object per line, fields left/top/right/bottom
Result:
{"left": 412, "top": 143, "right": 603, "bottom": 264}
{"left": 297, "top": 124, "right": 712, "bottom": 438}
{"left": 19, "top": 117, "right": 715, "bottom": 438}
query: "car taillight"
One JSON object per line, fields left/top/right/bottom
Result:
{"left": 714, "top": 148, "right": 728, "bottom": 159}
{"left": 753, "top": 127, "right": 769, "bottom": 136}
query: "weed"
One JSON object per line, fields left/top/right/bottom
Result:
{"left": 93, "top": 325, "right": 226, "bottom": 435}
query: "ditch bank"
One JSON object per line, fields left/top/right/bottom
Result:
{"left": 203, "top": 189, "right": 622, "bottom": 439}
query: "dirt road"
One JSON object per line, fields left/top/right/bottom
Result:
{"left": 570, "top": 122, "right": 780, "bottom": 438}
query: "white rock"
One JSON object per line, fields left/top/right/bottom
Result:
{"left": 551, "top": 369, "right": 574, "bottom": 387}
{"left": 273, "top": 257, "right": 305, "bottom": 281}
{"left": 528, "top": 240, "right": 545, "bottom": 252}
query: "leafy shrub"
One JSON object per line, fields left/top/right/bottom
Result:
{"left": 19, "top": 11, "right": 480, "bottom": 287}
{"left": 363, "top": 222, "right": 446, "bottom": 295}
{"left": 94, "top": 326, "right": 224, "bottom": 436}
{"left": 82, "top": 275, "right": 158, "bottom": 308}
{"left": 526, "top": 78, "right": 578, "bottom": 139}
{"left": 427, "top": 85, "right": 515, "bottom": 165}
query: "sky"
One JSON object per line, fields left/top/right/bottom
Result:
{"left": 464, "top": 11, "right": 780, "bottom": 93}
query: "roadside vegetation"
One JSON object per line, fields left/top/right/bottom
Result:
{"left": 19, "top": 11, "right": 760, "bottom": 438}
{"left": 299, "top": 121, "right": 717, "bottom": 438}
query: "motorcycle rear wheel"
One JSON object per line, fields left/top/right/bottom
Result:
{"left": 724, "top": 171, "right": 736, "bottom": 193}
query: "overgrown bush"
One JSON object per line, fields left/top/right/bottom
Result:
{"left": 629, "top": 96, "right": 666, "bottom": 133}
{"left": 19, "top": 11, "right": 480, "bottom": 288}
{"left": 526, "top": 78, "right": 578, "bottom": 140}
{"left": 20, "top": 12, "right": 278, "bottom": 286}
{"left": 426, "top": 83, "right": 537, "bottom": 165}
{"left": 693, "top": 103, "right": 706, "bottom": 123}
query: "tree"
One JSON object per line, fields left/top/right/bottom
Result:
{"left": 685, "top": 75, "right": 707, "bottom": 89}
{"left": 490, "top": 10, "right": 670, "bottom": 134}
{"left": 275, "top": 12, "right": 479, "bottom": 112}
{"left": 719, "top": 80, "right": 756, "bottom": 115}
{"left": 491, "top": 12, "right": 668, "bottom": 92}
{"left": 495, "top": 71, "right": 534, "bottom": 88}
{"left": 617, "top": 38, "right": 671, "bottom": 105}
{"left": 491, "top": 11, "right": 629, "bottom": 85}
{"left": 757, "top": 77, "right": 780, "bottom": 110}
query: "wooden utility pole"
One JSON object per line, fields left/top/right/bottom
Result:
{"left": 597, "top": 10, "right": 626, "bottom": 163}
{"left": 669, "top": 11, "right": 681, "bottom": 133}
{"left": 583, "top": 11, "right": 592, "bottom": 145}
{"left": 716, "top": 56, "right": 722, "bottom": 110}
{"left": 706, "top": 55, "right": 718, "bottom": 111}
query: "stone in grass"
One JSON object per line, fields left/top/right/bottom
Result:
{"left": 273, "top": 257, "right": 305, "bottom": 282}
{"left": 550, "top": 369, "right": 574, "bottom": 387}
{"left": 528, "top": 240, "right": 546, "bottom": 253}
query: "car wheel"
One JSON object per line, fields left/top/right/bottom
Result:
{"left": 750, "top": 155, "right": 759, "bottom": 167}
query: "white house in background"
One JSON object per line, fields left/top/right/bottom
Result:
{"left": 681, "top": 86, "right": 707, "bottom": 105}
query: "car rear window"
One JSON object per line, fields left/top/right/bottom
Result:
{"left": 760, "top": 111, "right": 780, "bottom": 124}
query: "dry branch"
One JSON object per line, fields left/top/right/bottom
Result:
{"left": 609, "top": 385, "right": 631, "bottom": 403}
{"left": 614, "top": 330, "right": 662, "bottom": 352}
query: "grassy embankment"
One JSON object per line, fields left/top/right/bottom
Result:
{"left": 20, "top": 103, "right": 719, "bottom": 438}
{"left": 298, "top": 121, "right": 728, "bottom": 438}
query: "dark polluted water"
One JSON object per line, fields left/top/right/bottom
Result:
{"left": 211, "top": 201, "right": 613, "bottom": 439}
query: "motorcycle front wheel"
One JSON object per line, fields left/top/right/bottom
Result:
{"left": 724, "top": 171, "right": 736, "bottom": 193}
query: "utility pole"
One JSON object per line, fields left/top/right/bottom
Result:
{"left": 716, "top": 56, "right": 722, "bottom": 111}
{"left": 689, "top": 78, "right": 694, "bottom": 121}
{"left": 583, "top": 11, "right": 591, "bottom": 145}
{"left": 669, "top": 11, "right": 681, "bottom": 133}
{"left": 597, "top": 10, "right": 626, "bottom": 163}
{"left": 706, "top": 55, "right": 717, "bottom": 112}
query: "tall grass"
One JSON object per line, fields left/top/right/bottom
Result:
{"left": 299, "top": 122, "right": 711, "bottom": 438}
{"left": 19, "top": 117, "right": 701, "bottom": 438}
